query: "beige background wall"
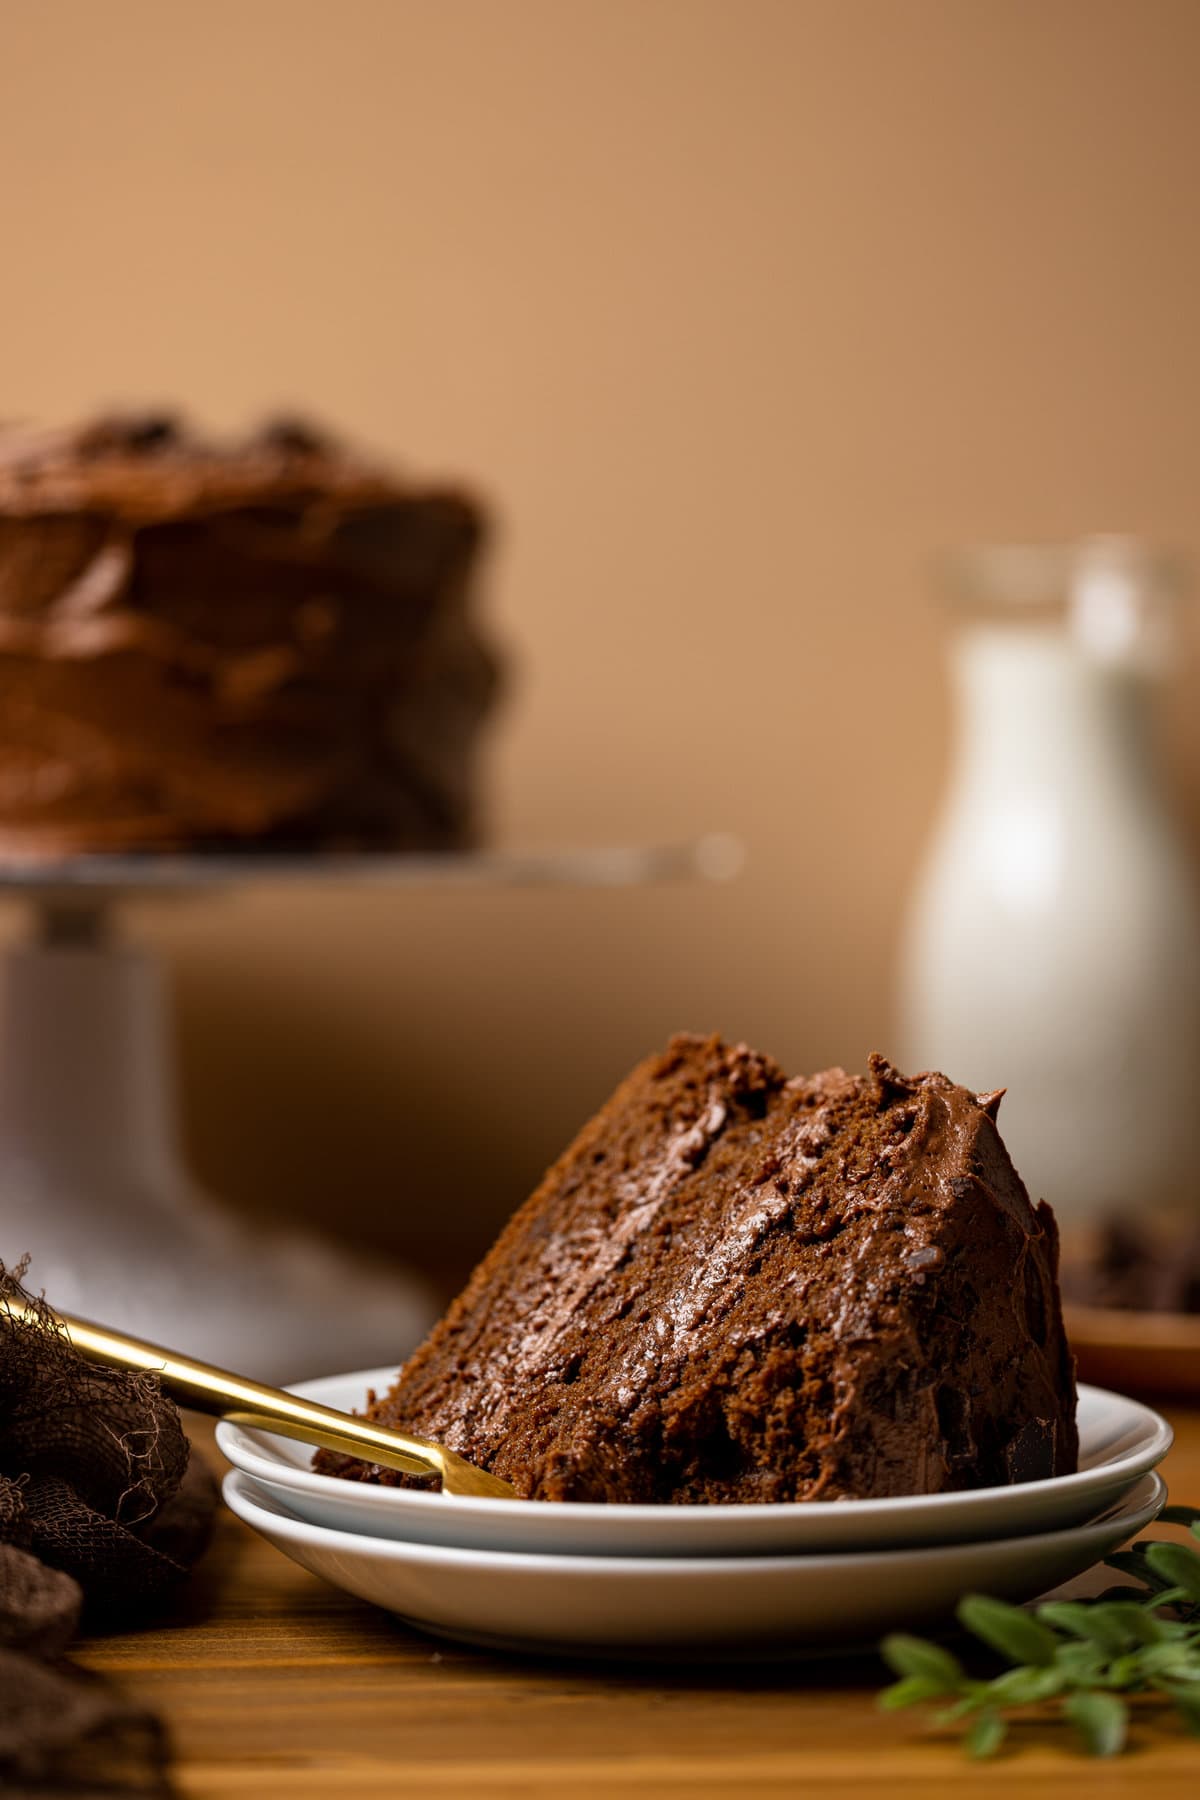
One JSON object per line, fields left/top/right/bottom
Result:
{"left": 3, "top": 0, "right": 1200, "bottom": 1275}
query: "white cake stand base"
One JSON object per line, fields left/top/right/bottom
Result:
{"left": 0, "top": 907, "right": 437, "bottom": 1381}
{"left": 0, "top": 842, "right": 738, "bottom": 1382}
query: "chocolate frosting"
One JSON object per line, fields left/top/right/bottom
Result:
{"left": 0, "top": 414, "right": 500, "bottom": 852}
{"left": 320, "top": 1035, "right": 1078, "bottom": 1504}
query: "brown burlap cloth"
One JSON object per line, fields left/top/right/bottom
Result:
{"left": 0, "top": 1261, "right": 218, "bottom": 1797}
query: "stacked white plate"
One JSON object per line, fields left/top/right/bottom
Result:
{"left": 218, "top": 1369, "right": 1172, "bottom": 1660}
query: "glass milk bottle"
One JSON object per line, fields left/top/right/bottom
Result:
{"left": 898, "top": 539, "right": 1200, "bottom": 1231}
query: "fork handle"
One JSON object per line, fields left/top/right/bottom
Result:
{"left": 1, "top": 1298, "right": 446, "bottom": 1483}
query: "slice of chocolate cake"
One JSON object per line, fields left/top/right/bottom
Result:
{"left": 320, "top": 1035, "right": 1077, "bottom": 1503}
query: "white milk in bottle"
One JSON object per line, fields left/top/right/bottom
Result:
{"left": 898, "top": 539, "right": 1200, "bottom": 1230}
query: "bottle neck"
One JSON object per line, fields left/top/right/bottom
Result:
{"left": 950, "top": 624, "right": 1157, "bottom": 797}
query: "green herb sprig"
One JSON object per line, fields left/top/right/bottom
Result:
{"left": 879, "top": 1504, "right": 1200, "bottom": 1758}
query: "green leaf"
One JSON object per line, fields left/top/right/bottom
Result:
{"left": 878, "top": 1674, "right": 947, "bottom": 1711}
{"left": 1053, "top": 1640, "right": 1108, "bottom": 1682}
{"left": 1105, "top": 1547, "right": 1155, "bottom": 1575}
{"left": 879, "top": 1634, "right": 963, "bottom": 1690}
{"left": 1036, "top": 1601, "right": 1094, "bottom": 1637}
{"left": 1083, "top": 1604, "right": 1150, "bottom": 1653}
{"left": 1145, "top": 1543, "right": 1200, "bottom": 1601}
{"left": 1104, "top": 1652, "right": 1145, "bottom": 1687}
{"left": 1136, "top": 1640, "right": 1199, "bottom": 1677}
{"left": 1103, "top": 1550, "right": 1167, "bottom": 1591}
{"left": 1161, "top": 1684, "right": 1200, "bottom": 1736}
{"left": 984, "top": 1665, "right": 1064, "bottom": 1705}
{"left": 1132, "top": 1533, "right": 1200, "bottom": 1585}
{"left": 1137, "top": 1588, "right": 1191, "bottom": 1613}
{"left": 957, "top": 1595, "right": 1058, "bottom": 1666}
{"left": 1101, "top": 1612, "right": 1165, "bottom": 1648}
{"left": 1094, "top": 1602, "right": 1170, "bottom": 1645}
{"left": 1065, "top": 1690, "right": 1128, "bottom": 1757}
{"left": 1160, "top": 1505, "right": 1200, "bottom": 1529}
{"left": 965, "top": 1711, "right": 1007, "bottom": 1759}
{"left": 875, "top": 1530, "right": 1200, "bottom": 1762}
{"left": 935, "top": 1694, "right": 987, "bottom": 1725}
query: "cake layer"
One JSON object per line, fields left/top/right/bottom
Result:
{"left": 0, "top": 415, "right": 500, "bottom": 853}
{"left": 320, "top": 1035, "right": 1078, "bottom": 1504}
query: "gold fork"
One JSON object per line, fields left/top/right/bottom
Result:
{"left": 0, "top": 1298, "right": 515, "bottom": 1500}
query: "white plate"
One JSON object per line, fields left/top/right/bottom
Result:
{"left": 222, "top": 1468, "right": 1167, "bottom": 1659}
{"left": 216, "top": 1371, "right": 1171, "bottom": 1556}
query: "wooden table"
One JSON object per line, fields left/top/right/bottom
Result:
{"left": 78, "top": 1410, "right": 1200, "bottom": 1799}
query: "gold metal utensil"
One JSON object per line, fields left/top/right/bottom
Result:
{"left": 0, "top": 1299, "right": 515, "bottom": 1500}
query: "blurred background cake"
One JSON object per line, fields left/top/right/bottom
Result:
{"left": 0, "top": 413, "right": 499, "bottom": 855}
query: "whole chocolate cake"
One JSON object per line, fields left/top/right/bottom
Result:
{"left": 320, "top": 1035, "right": 1077, "bottom": 1503}
{"left": 0, "top": 414, "right": 499, "bottom": 854}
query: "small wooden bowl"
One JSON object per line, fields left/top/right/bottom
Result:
{"left": 1064, "top": 1303, "right": 1200, "bottom": 1400}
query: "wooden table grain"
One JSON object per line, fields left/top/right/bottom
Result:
{"left": 76, "top": 1410, "right": 1200, "bottom": 1799}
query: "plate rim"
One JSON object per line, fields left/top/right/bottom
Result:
{"left": 215, "top": 1370, "right": 1172, "bottom": 1523}
{"left": 222, "top": 1466, "right": 1167, "bottom": 1575}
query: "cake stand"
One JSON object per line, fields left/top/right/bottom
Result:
{"left": 0, "top": 839, "right": 739, "bottom": 1381}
